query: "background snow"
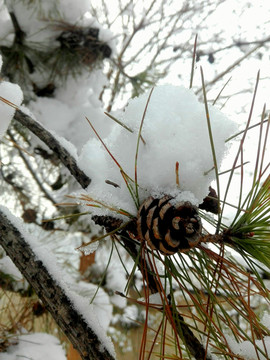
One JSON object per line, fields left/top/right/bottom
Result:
{"left": 2, "top": 333, "right": 66, "bottom": 360}
{"left": 29, "top": 70, "right": 113, "bottom": 152}
{"left": 78, "top": 84, "right": 237, "bottom": 217}
{"left": 227, "top": 336, "right": 270, "bottom": 360}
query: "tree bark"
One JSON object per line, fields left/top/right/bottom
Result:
{"left": 14, "top": 109, "right": 91, "bottom": 189}
{"left": 0, "top": 210, "right": 115, "bottom": 360}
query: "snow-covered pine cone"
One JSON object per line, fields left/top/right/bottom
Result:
{"left": 137, "top": 196, "right": 202, "bottom": 255}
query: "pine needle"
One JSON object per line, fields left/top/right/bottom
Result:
{"left": 134, "top": 87, "right": 154, "bottom": 204}
{"left": 189, "top": 34, "right": 198, "bottom": 89}
{"left": 200, "top": 67, "right": 221, "bottom": 232}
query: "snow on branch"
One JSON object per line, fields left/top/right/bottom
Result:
{"left": 0, "top": 206, "right": 115, "bottom": 360}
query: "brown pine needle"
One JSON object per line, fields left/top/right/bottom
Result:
{"left": 85, "top": 116, "right": 122, "bottom": 169}
{"left": 175, "top": 161, "right": 180, "bottom": 188}
{"left": 4, "top": 136, "right": 34, "bottom": 157}
{"left": 85, "top": 116, "right": 134, "bottom": 194}
{"left": 104, "top": 111, "right": 133, "bottom": 133}
{"left": 0, "top": 96, "right": 19, "bottom": 109}
{"left": 55, "top": 202, "right": 80, "bottom": 206}
{"left": 104, "top": 111, "right": 146, "bottom": 144}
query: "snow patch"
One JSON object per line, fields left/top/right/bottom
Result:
{"left": 2, "top": 333, "right": 66, "bottom": 360}
{"left": 227, "top": 335, "right": 270, "bottom": 359}
{"left": 79, "top": 84, "right": 237, "bottom": 218}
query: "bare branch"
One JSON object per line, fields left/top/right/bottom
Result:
{"left": 14, "top": 109, "right": 91, "bottom": 189}
{"left": 7, "top": 129, "right": 57, "bottom": 205}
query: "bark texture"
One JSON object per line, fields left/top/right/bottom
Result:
{"left": 14, "top": 109, "right": 91, "bottom": 189}
{"left": 0, "top": 210, "right": 114, "bottom": 360}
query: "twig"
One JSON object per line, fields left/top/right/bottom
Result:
{"left": 7, "top": 129, "right": 57, "bottom": 205}
{"left": 196, "top": 42, "right": 264, "bottom": 95}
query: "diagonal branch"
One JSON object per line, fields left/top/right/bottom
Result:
{"left": 14, "top": 109, "right": 91, "bottom": 189}
{"left": 0, "top": 209, "right": 115, "bottom": 360}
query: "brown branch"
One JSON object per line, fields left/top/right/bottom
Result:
{"left": 14, "top": 109, "right": 91, "bottom": 189}
{"left": 0, "top": 209, "right": 115, "bottom": 360}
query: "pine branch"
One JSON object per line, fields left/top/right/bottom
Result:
{"left": 93, "top": 215, "right": 212, "bottom": 360}
{"left": 14, "top": 109, "right": 91, "bottom": 189}
{"left": 0, "top": 209, "right": 115, "bottom": 360}
{"left": 12, "top": 108, "right": 212, "bottom": 359}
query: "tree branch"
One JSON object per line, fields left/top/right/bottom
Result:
{"left": 0, "top": 209, "right": 115, "bottom": 360}
{"left": 14, "top": 109, "right": 91, "bottom": 189}
{"left": 11, "top": 108, "right": 210, "bottom": 359}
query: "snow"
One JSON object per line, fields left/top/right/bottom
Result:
{"left": 1, "top": 333, "right": 67, "bottom": 360}
{"left": 0, "top": 255, "right": 23, "bottom": 281}
{"left": 227, "top": 336, "right": 270, "bottom": 360}
{"left": 29, "top": 71, "right": 113, "bottom": 152}
{"left": 78, "top": 84, "right": 237, "bottom": 218}
{"left": 0, "top": 205, "right": 116, "bottom": 359}
{"left": 0, "top": 55, "right": 23, "bottom": 138}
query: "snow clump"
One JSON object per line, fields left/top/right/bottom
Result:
{"left": 79, "top": 84, "right": 237, "bottom": 217}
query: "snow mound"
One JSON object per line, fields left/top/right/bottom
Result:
{"left": 79, "top": 84, "right": 237, "bottom": 217}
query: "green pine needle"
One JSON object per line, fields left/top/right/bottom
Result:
{"left": 228, "top": 175, "right": 270, "bottom": 269}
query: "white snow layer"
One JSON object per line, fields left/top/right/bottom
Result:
{"left": 0, "top": 205, "right": 116, "bottom": 359}
{"left": 0, "top": 55, "right": 23, "bottom": 138}
{"left": 227, "top": 336, "right": 270, "bottom": 359}
{"left": 2, "top": 333, "right": 67, "bottom": 360}
{"left": 78, "top": 84, "right": 237, "bottom": 217}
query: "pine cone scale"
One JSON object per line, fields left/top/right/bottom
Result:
{"left": 137, "top": 196, "right": 202, "bottom": 255}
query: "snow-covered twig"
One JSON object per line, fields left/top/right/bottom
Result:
{"left": 14, "top": 109, "right": 91, "bottom": 189}
{"left": 0, "top": 209, "right": 115, "bottom": 360}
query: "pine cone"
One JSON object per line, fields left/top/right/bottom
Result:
{"left": 137, "top": 196, "right": 202, "bottom": 255}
